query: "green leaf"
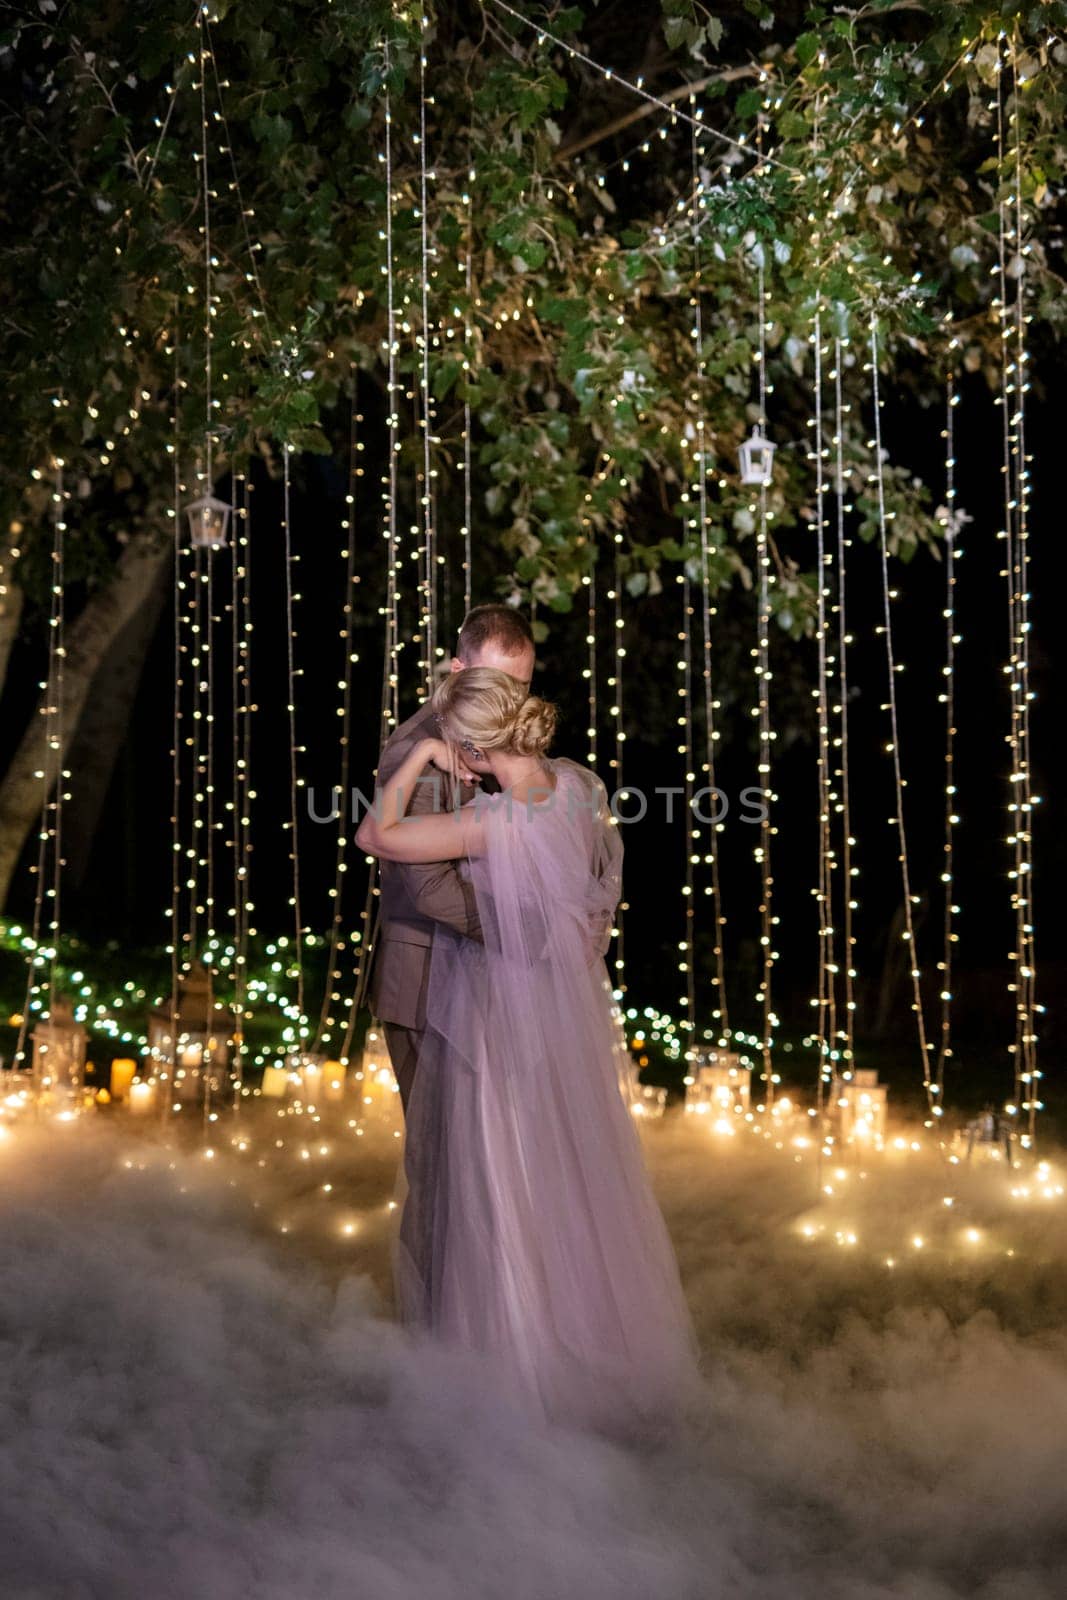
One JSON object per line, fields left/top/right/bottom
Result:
{"left": 795, "top": 32, "right": 820, "bottom": 66}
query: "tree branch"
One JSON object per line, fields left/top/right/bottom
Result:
{"left": 554, "top": 64, "right": 757, "bottom": 161}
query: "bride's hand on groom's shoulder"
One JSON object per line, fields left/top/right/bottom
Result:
{"left": 419, "top": 737, "right": 477, "bottom": 785}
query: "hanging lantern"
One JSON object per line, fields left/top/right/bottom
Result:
{"left": 738, "top": 426, "right": 777, "bottom": 487}
{"left": 184, "top": 492, "right": 231, "bottom": 550}
{"left": 31, "top": 997, "right": 87, "bottom": 1106}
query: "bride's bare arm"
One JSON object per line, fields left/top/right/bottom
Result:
{"left": 355, "top": 737, "right": 486, "bottom": 863}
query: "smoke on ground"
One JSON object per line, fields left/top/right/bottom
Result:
{"left": 1, "top": 1113, "right": 1065, "bottom": 1599}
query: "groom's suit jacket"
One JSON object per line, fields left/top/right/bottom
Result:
{"left": 366, "top": 698, "right": 483, "bottom": 1032}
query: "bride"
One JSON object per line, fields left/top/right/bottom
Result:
{"left": 356, "top": 666, "right": 700, "bottom": 1430}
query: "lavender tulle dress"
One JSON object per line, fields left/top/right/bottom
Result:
{"left": 393, "top": 758, "right": 701, "bottom": 1430}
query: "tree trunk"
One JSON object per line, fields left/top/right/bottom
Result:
{"left": 62, "top": 556, "right": 170, "bottom": 888}
{"left": 0, "top": 531, "right": 23, "bottom": 691}
{"left": 0, "top": 530, "right": 172, "bottom": 911}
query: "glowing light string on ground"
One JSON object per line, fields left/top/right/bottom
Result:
{"left": 312, "top": 399, "right": 361, "bottom": 1057}
{"left": 935, "top": 360, "right": 960, "bottom": 1104}
{"left": 416, "top": 14, "right": 437, "bottom": 688}
{"left": 831, "top": 339, "right": 857, "bottom": 1072}
{"left": 689, "top": 112, "right": 730, "bottom": 1044}
{"left": 868, "top": 318, "right": 939, "bottom": 1130}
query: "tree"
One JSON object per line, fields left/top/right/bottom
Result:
{"left": 0, "top": 0, "right": 1063, "bottom": 904}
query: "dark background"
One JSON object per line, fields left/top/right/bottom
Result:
{"left": 3, "top": 355, "right": 1058, "bottom": 1124}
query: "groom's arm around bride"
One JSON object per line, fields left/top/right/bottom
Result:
{"left": 365, "top": 696, "right": 482, "bottom": 1114}
{"left": 364, "top": 603, "right": 537, "bottom": 1115}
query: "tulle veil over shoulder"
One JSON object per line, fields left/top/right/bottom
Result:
{"left": 394, "top": 756, "right": 700, "bottom": 1430}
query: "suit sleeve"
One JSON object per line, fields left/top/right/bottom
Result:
{"left": 379, "top": 744, "right": 484, "bottom": 944}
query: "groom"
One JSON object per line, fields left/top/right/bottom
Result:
{"left": 367, "top": 603, "right": 536, "bottom": 1113}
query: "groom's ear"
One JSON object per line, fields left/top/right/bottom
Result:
{"left": 449, "top": 657, "right": 465, "bottom": 675}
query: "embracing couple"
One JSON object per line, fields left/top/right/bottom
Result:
{"left": 356, "top": 604, "right": 700, "bottom": 1432}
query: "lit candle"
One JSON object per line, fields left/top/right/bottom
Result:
{"left": 110, "top": 1058, "right": 137, "bottom": 1100}
{"left": 301, "top": 1060, "right": 323, "bottom": 1104}
{"left": 323, "top": 1061, "right": 346, "bottom": 1102}
{"left": 260, "top": 1065, "right": 288, "bottom": 1099}
{"left": 129, "top": 1080, "right": 154, "bottom": 1115}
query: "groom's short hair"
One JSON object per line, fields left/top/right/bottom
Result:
{"left": 456, "top": 603, "right": 534, "bottom": 664}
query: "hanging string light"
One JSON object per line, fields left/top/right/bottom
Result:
{"left": 934, "top": 359, "right": 961, "bottom": 1105}
{"left": 1008, "top": 36, "right": 1040, "bottom": 1141}
{"left": 312, "top": 398, "right": 362, "bottom": 1056}
{"left": 158, "top": 310, "right": 184, "bottom": 1114}
{"left": 415, "top": 12, "right": 438, "bottom": 687}
{"left": 340, "top": 52, "right": 407, "bottom": 1069}
{"left": 201, "top": 477, "right": 218, "bottom": 1129}
{"left": 830, "top": 338, "right": 858, "bottom": 1072}
{"left": 753, "top": 228, "right": 777, "bottom": 1107}
{"left": 689, "top": 112, "right": 730, "bottom": 1044}
{"left": 229, "top": 464, "right": 253, "bottom": 1109}
{"left": 811, "top": 310, "right": 838, "bottom": 1109}
{"left": 12, "top": 454, "right": 69, "bottom": 1094}
{"left": 678, "top": 568, "right": 697, "bottom": 1052}
{"left": 379, "top": 59, "right": 401, "bottom": 735}
{"left": 487, "top": 0, "right": 795, "bottom": 174}
{"left": 461, "top": 142, "right": 475, "bottom": 618}
{"left": 607, "top": 541, "right": 627, "bottom": 999}
{"left": 585, "top": 532, "right": 598, "bottom": 768}
{"left": 280, "top": 442, "right": 308, "bottom": 1063}
{"left": 341, "top": 47, "right": 405, "bottom": 1061}
{"left": 807, "top": 78, "right": 838, "bottom": 1116}
{"left": 45, "top": 459, "right": 69, "bottom": 1064}
{"left": 204, "top": 11, "right": 270, "bottom": 332}
{"left": 993, "top": 33, "right": 1041, "bottom": 1142}
{"left": 868, "top": 318, "right": 939, "bottom": 1130}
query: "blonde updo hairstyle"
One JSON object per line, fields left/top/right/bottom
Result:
{"left": 432, "top": 666, "right": 557, "bottom": 759}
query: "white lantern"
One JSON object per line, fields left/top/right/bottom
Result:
{"left": 738, "top": 426, "right": 777, "bottom": 486}
{"left": 31, "top": 998, "right": 87, "bottom": 1106}
{"left": 836, "top": 1069, "right": 888, "bottom": 1146}
{"left": 184, "top": 493, "right": 231, "bottom": 550}
{"left": 687, "top": 1049, "right": 751, "bottom": 1117}
{"left": 147, "top": 961, "right": 231, "bottom": 1104}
